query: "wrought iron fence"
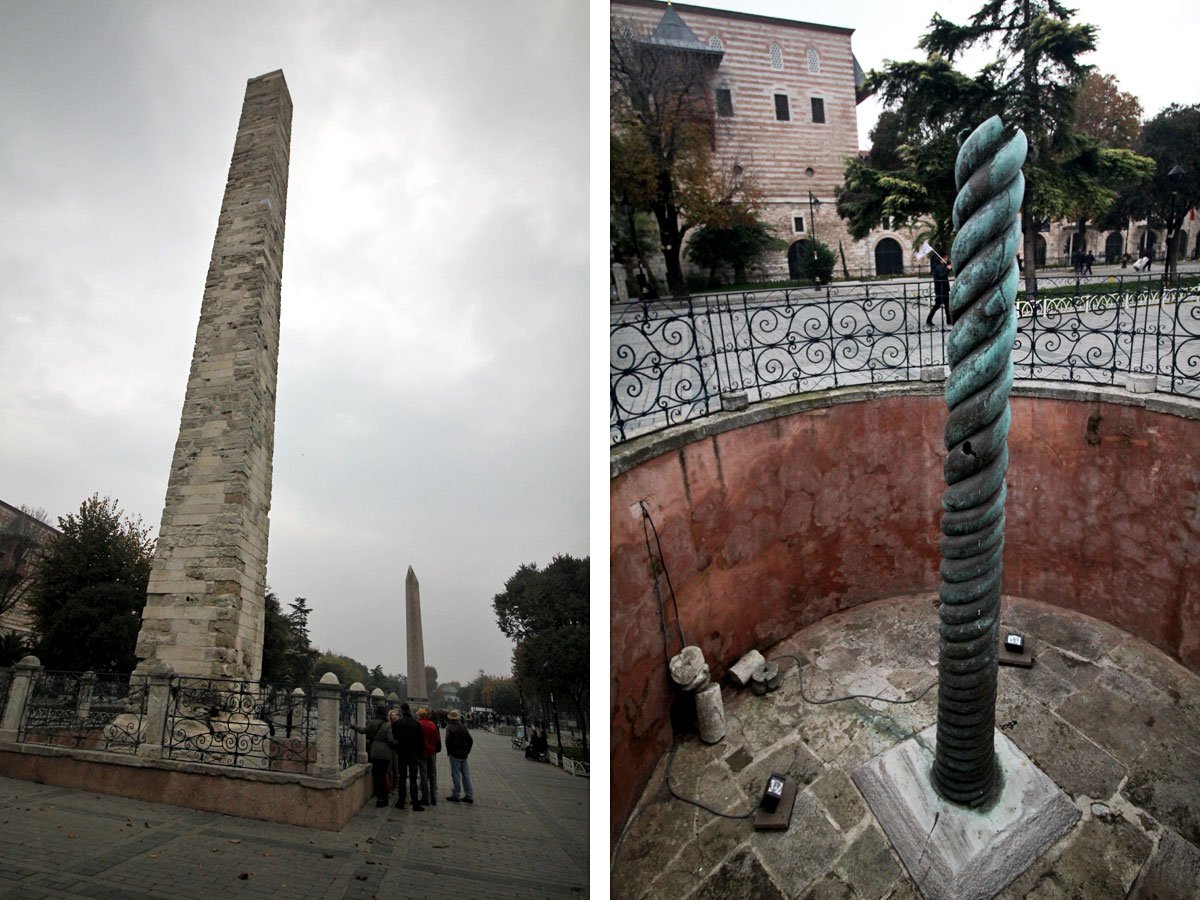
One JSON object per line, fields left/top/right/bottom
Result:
{"left": 339, "top": 691, "right": 359, "bottom": 770}
{"left": 163, "top": 676, "right": 316, "bottom": 773}
{"left": 611, "top": 274, "right": 1200, "bottom": 443}
{"left": 18, "top": 670, "right": 149, "bottom": 754}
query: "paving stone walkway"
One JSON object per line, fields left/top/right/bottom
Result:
{"left": 0, "top": 731, "right": 589, "bottom": 899}
{"left": 612, "top": 594, "right": 1200, "bottom": 899}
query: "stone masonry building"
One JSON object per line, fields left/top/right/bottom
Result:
{"left": 134, "top": 71, "right": 292, "bottom": 683}
{"left": 611, "top": 0, "right": 1200, "bottom": 285}
{"left": 0, "top": 500, "right": 59, "bottom": 637}
{"left": 611, "top": 0, "right": 918, "bottom": 282}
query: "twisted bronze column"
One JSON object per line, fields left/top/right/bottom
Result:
{"left": 933, "top": 116, "right": 1027, "bottom": 807}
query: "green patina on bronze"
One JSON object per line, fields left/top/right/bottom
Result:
{"left": 933, "top": 116, "right": 1027, "bottom": 808}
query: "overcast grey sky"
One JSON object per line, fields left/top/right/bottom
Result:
{"left": 0, "top": 1, "right": 588, "bottom": 686}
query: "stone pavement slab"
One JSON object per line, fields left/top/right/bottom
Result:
{"left": 0, "top": 731, "right": 588, "bottom": 899}
{"left": 612, "top": 594, "right": 1200, "bottom": 900}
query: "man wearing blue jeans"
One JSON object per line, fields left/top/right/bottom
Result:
{"left": 444, "top": 710, "right": 474, "bottom": 803}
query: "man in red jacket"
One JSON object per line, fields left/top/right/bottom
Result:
{"left": 417, "top": 707, "right": 442, "bottom": 806}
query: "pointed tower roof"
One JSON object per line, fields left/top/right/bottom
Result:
{"left": 641, "top": 4, "right": 723, "bottom": 60}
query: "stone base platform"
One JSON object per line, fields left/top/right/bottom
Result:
{"left": 0, "top": 742, "right": 371, "bottom": 830}
{"left": 612, "top": 594, "right": 1200, "bottom": 899}
{"left": 853, "top": 725, "right": 1079, "bottom": 899}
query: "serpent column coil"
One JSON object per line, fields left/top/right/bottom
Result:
{"left": 932, "top": 116, "right": 1027, "bottom": 807}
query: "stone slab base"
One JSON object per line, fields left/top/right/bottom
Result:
{"left": 0, "top": 743, "right": 372, "bottom": 831}
{"left": 852, "top": 725, "right": 1079, "bottom": 900}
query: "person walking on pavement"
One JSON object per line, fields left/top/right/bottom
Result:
{"left": 417, "top": 707, "right": 442, "bottom": 807}
{"left": 927, "top": 252, "right": 952, "bottom": 327}
{"left": 354, "top": 705, "right": 395, "bottom": 807}
{"left": 1084, "top": 251, "right": 1094, "bottom": 275}
{"left": 392, "top": 702, "right": 425, "bottom": 811}
{"left": 444, "top": 710, "right": 475, "bottom": 804}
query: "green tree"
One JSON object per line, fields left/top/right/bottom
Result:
{"left": 1121, "top": 105, "right": 1200, "bottom": 274}
{"left": 611, "top": 19, "right": 755, "bottom": 296}
{"left": 686, "top": 219, "right": 785, "bottom": 285}
{"left": 838, "top": 65, "right": 989, "bottom": 254}
{"left": 494, "top": 555, "right": 589, "bottom": 751}
{"left": 313, "top": 651, "right": 369, "bottom": 688}
{"left": 29, "top": 495, "right": 153, "bottom": 672}
{"left": 261, "top": 591, "right": 318, "bottom": 686}
{"left": 920, "top": 1, "right": 1098, "bottom": 296}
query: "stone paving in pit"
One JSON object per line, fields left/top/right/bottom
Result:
{"left": 612, "top": 594, "right": 1200, "bottom": 899}
{"left": 0, "top": 730, "right": 589, "bottom": 899}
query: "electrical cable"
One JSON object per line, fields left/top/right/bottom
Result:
{"left": 632, "top": 502, "right": 939, "bottom": 824}
{"left": 662, "top": 654, "right": 937, "bottom": 821}
{"left": 640, "top": 501, "right": 686, "bottom": 649}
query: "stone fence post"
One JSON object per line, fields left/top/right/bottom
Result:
{"left": 369, "top": 687, "right": 385, "bottom": 711}
{"left": 77, "top": 672, "right": 96, "bottom": 720}
{"left": 349, "top": 682, "right": 368, "bottom": 764}
{"left": 0, "top": 655, "right": 42, "bottom": 743}
{"left": 137, "top": 663, "right": 174, "bottom": 759}
{"left": 313, "top": 672, "right": 342, "bottom": 778}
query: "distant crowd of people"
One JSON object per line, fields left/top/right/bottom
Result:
{"left": 355, "top": 703, "right": 475, "bottom": 809}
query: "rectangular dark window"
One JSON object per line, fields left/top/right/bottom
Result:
{"left": 774, "top": 93, "right": 790, "bottom": 121}
{"left": 811, "top": 97, "right": 825, "bottom": 123}
{"left": 793, "top": 216, "right": 805, "bottom": 233}
{"left": 715, "top": 88, "right": 733, "bottom": 117}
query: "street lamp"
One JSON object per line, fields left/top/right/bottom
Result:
{"left": 808, "top": 191, "right": 821, "bottom": 285}
{"left": 1164, "top": 165, "right": 1185, "bottom": 290}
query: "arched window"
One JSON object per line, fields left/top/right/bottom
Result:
{"left": 709, "top": 35, "right": 724, "bottom": 51}
{"left": 875, "top": 238, "right": 903, "bottom": 275}
{"left": 807, "top": 49, "right": 820, "bottom": 73}
{"left": 769, "top": 43, "right": 784, "bottom": 70}
{"left": 1035, "top": 235, "right": 1047, "bottom": 266}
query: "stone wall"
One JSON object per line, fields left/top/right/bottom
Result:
{"left": 136, "top": 71, "right": 292, "bottom": 681}
{"left": 610, "top": 383, "right": 1200, "bottom": 840}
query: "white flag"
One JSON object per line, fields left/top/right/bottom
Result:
{"left": 915, "top": 241, "right": 933, "bottom": 260}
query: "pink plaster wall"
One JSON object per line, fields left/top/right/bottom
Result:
{"left": 610, "top": 390, "right": 1200, "bottom": 840}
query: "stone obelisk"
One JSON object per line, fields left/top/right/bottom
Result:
{"left": 134, "top": 71, "right": 292, "bottom": 682}
{"left": 406, "top": 567, "right": 428, "bottom": 702}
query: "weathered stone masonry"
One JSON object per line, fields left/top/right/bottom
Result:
{"left": 135, "top": 71, "right": 291, "bottom": 682}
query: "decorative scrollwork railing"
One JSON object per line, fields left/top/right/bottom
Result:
{"left": 163, "top": 676, "right": 316, "bottom": 773}
{"left": 339, "top": 691, "right": 359, "bottom": 770}
{"left": 611, "top": 274, "right": 1200, "bottom": 444}
{"left": 18, "top": 670, "right": 149, "bottom": 754}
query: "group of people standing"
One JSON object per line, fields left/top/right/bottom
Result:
{"left": 358, "top": 703, "right": 475, "bottom": 809}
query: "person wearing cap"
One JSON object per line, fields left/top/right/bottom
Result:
{"left": 392, "top": 702, "right": 424, "bottom": 811}
{"left": 444, "top": 709, "right": 474, "bottom": 803}
{"left": 417, "top": 707, "right": 442, "bottom": 807}
{"left": 353, "top": 704, "right": 396, "bottom": 807}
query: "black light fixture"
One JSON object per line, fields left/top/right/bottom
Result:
{"left": 1164, "top": 164, "right": 1185, "bottom": 288}
{"left": 808, "top": 191, "right": 821, "bottom": 284}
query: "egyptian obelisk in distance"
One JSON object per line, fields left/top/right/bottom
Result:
{"left": 406, "top": 567, "right": 428, "bottom": 702}
{"left": 133, "top": 71, "right": 292, "bottom": 682}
